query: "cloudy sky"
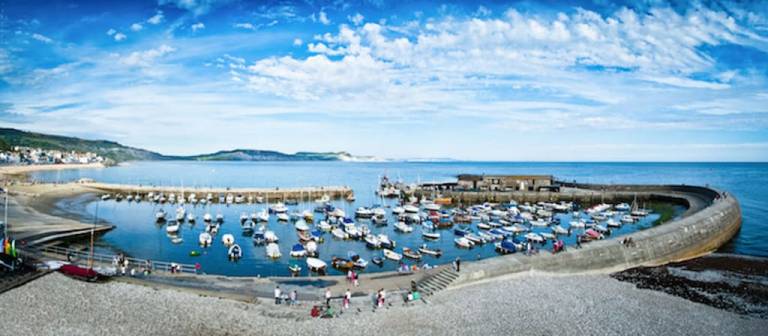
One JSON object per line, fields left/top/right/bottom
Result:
{"left": 1, "top": 0, "right": 767, "bottom": 161}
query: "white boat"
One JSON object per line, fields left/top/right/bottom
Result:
{"left": 165, "top": 221, "right": 180, "bottom": 234}
{"left": 552, "top": 225, "right": 569, "bottom": 235}
{"left": 606, "top": 218, "right": 621, "bottom": 227}
{"left": 241, "top": 219, "right": 255, "bottom": 231}
{"left": 377, "top": 234, "right": 395, "bottom": 248}
{"left": 530, "top": 219, "right": 549, "bottom": 227}
{"left": 454, "top": 237, "right": 474, "bottom": 248}
{"left": 615, "top": 203, "right": 631, "bottom": 211}
{"left": 264, "top": 230, "right": 279, "bottom": 243}
{"left": 271, "top": 202, "right": 288, "bottom": 213}
{"left": 465, "top": 233, "right": 484, "bottom": 245}
{"left": 305, "top": 241, "right": 318, "bottom": 256}
{"left": 256, "top": 209, "right": 269, "bottom": 222}
{"left": 240, "top": 212, "right": 249, "bottom": 223}
{"left": 525, "top": 233, "right": 545, "bottom": 243}
{"left": 221, "top": 234, "right": 235, "bottom": 246}
{"left": 364, "top": 234, "right": 381, "bottom": 248}
{"left": 422, "top": 231, "right": 440, "bottom": 240}
{"left": 228, "top": 244, "right": 242, "bottom": 260}
{"left": 372, "top": 208, "right": 386, "bottom": 217}
{"left": 155, "top": 209, "right": 166, "bottom": 222}
{"left": 392, "top": 206, "right": 405, "bottom": 214}
{"left": 332, "top": 228, "right": 349, "bottom": 240}
{"left": 307, "top": 257, "right": 327, "bottom": 271}
{"left": 403, "top": 205, "right": 419, "bottom": 213}
{"left": 186, "top": 213, "right": 196, "bottom": 222}
{"left": 394, "top": 222, "right": 413, "bottom": 233}
{"left": 424, "top": 203, "right": 441, "bottom": 211}
{"left": 295, "top": 220, "right": 310, "bottom": 231}
{"left": 318, "top": 221, "right": 332, "bottom": 231}
{"left": 540, "top": 232, "right": 556, "bottom": 240}
{"left": 203, "top": 212, "right": 212, "bottom": 222}
{"left": 277, "top": 213, "right": 290, "bottom": 221}
{"left": 343, "top": 223, "right": 360, "bottom": 238}
{"left": 382, "top": 248, "right": 402, "bottom": 261}
{"left": 621, "top": 215, "right": 635, "bottom": 223}
{"left": 302, "top": 210, "right": 314, "bottom": 221}
{"left": 170, "top": 237, "right": 183, "bottom": 244}
{"left": 199, "top": 232, "right": 212, "bottom": 246}
{"left": 477, "top": 222, "right": 492, "bottom": 230}
{"left": 569, "top": 220, "right": 586, "bottom": 228}
{"left": 355, "top": 207, "right": 374, "bottom": 218}
{"left": 266, "top": 243, "right": 281, "bottom": 259}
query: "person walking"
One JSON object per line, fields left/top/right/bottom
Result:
{"left": 325, "top": 288, "right": 332, "bottom": 306}
{"left": 289, "top": 290, "right": 297, "bottom": 306}
{"left": 343, "top": 289, "right": 351, "bottom": 309}
{"left": 455, "top": 257, "right": 461, "bottom": 272}
{"left": 274, "top": 286, "right": 281, "bottom": 305}
{"left": 353, "top": 271, "right": 359, "bottom": 287}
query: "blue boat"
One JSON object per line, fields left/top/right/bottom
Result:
{"left": 252, "top": 231, "right": 266, "bottom": 245}
{"left": 496, "top": 239, "right": 518, "bottom": 254}
{"left": 454, "top": 227, "right": 470, "bottom": 236}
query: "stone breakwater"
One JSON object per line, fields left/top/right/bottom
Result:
{"left": 451, "top": 183, "right": 741, "bottom": 285}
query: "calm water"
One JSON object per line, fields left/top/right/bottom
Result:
{"left": 31, "top": 161, "right": 768, "bottom": 276}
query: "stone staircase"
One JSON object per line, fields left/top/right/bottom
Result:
{"left": 416, "top": 268, "right": 459, "bottom": 296}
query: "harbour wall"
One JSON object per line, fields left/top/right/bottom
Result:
{"left": 451, "top": 184, "right": 742, "bottom": 285}
{"left": 80, "top": 182, "right": 354, "bottom": 202}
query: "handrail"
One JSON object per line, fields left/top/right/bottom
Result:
{"left": 25, "top": 245, "right": 198, "bottom": 274}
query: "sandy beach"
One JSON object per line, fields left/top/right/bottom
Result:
{"left": 0, "top": 271, "right": 764, "bottom": 336}
{"left": 0, "top": 162, "right": 104, "bottom": 177}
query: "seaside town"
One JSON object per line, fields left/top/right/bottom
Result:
{"left": 0, "top": 146, "right": 104, "bottom": 166}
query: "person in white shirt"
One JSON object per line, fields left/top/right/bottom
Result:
{"left": 325, "top": 288, "right": 332, "bottom": 306}
{"left": 344, "top": 289, "right": 351, "bottom": 309}
{"left": 274, "top": 286, "right": 281, "bottom": 305}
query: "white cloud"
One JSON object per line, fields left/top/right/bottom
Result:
{"left": 318, "top": 11, "right": 330, "bottom": 25}
{"left": 293, "top": 38, "right": 303, "bottom": 46}
{"left": 106, "top": 28, "right": 116, "bottom": 36}
{"left": 31, "top": 33, "right": 52, "bottom": 44}
{"left": 642, "top": 76, "right": 730, "bottom": 90}
{"left": 130, "top": 23, "right": 143, "bottom": 32}
{"left": 120, "top": 44, "right": 176, "bottom": 67}
{"left": 234, "top": 23, "right": 255, "bottom": 30}
{"left": 348, "top": 13, "right": 364, "bottom": 26}
{"left": 191, "top": 22, "right": 205, "bottom": 31}
{"left": 113, "top": 32, "right": 127, "bottom": 41}
{"left": 159, "top": 0, "right": 227, "bottom": 16}
{"left": 147, "top": 11, "right": 164, "bottom": 25}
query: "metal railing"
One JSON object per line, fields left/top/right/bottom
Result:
{"left": 24, "top": 245, "right": 198, "bottom": 275}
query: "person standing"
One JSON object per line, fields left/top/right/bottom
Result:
{"left": 381, "top": 288, "right": 386, "bottom": 307}
{"left": 343, "top": 289, "right": 351, "bottom": 309}
{"left": 325, "top": 288, "right": 332, "bottom": 306}
{"left": 274, "top": 286, "right": 281, "bottom": 305}
{"left": 455, "top": 257, "right": 461, "bottom": 272}
{"left": 289, "top": 290, "right": 297, "bottom": 306}
{"left": 353, "top": 271, "right": 359, "bottom": 287}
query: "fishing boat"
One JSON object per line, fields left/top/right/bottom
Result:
{"left": 295, "top": 220, "right": 310, "bottom": 232}
{"left": 306, "top": 257, "right": 327, "bottom": 272}
{"left": 382, "top": 248, "right": 402, "bottom": 261}
{"left": 422, "top": 231, "right": 440, "bottom": 240}
{"left": 252, "top": 231, "right": 266, "bottom": 245}
{"left": 228, "top": 244, "right": 242, "bottom": 260}
{"left": 221, "top": 234, "right": 235, "bottom": 246}
{"left": 377, "top": 234, "right": 396, "bottom": 249}
{"left": 454, "top": 237, "right": 474, "bottom": 248}
{"left": 241, "top": 219, "right": 255, "bottom": 232}
{"left": 331, "top": 256, "right": 355, "bottom": 270}
{"left": 266, "top": 243, "right": 281, "bottom": 259}
{"left": 199, "top": 232, "right": 212, "bottom": 246}
{"left": 552, "top": 225, "right": 569, "bottom": 235}
{"left": 317, "top": 221, "right": 332, "bottom": 231}
{"left": 277, "top": 213, "right": 290, "bottom": 221}
{"left": 402, "top": 247, "right": 422, "bottom": 260}
{"left": 524, "top": 233, "right": 545, "bottom": 243}
{"left": 364, "top": 234, "right": 381, "bottom": 248}
{"left": 166, "top": 220, "right": 180, "bottom": 234}
{"left": 155, "top": 209, "right": 167, "bottom": 223}
{"left": 290, "top": 243, "right": 308, "bottom": 258}
{"left": 394, "top": 222, "right": 413, "bottom": 233}
{"left": 418, "top": 244, "right": 442, "bottom": 256}
{"left": 332, "top": 228, "right": 349, "bottom": 240}
{"left": 264, "top": 230, "right": 279, "bottom": 243}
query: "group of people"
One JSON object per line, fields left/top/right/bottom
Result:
{"left": 111, "top": 254, "right": 155, "bottom": 276}
{"left": 273, "top": 286, "right": 298, "bottom": 305}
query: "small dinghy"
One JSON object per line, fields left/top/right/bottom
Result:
{"left": 382, "top": 248, "right": 402, "bottom": 261}
{"left": 228, "top": 244, "right": 243, "bottom": 260}
{"left": 289, "top": 263, "right": 302, "bottom": 274}
{"left": 371, "top": 256, "right": 384, "bottom": 266}
{"left": 402, "top": 247, "right": 422, "bottom": 260}
{"left": 347, "top": 252, "right": 368, "bottom": 269}
{"left": 394, "top": 222, "right": 413, "bottom": 233}
{"left": 290, "top": 243, "right": 308, "bottom": 258}
{"left": 166, "top": 221, "right": 180, "bottom": 234}
{"left": 221, "top": 234, "right": 235, "bottom": 246}
{"left": 306, "top": 257, "right": 327, "bottom": 272}
{"left": 266, "top": 243, "right": 282, "bottom": 259}
{"left": 418, "top": 244, "right": 442, "bottom": 257}
{"left": 199, "top": 232, "right": 212, "bottom": 246}
{"left": 332, "top": 228, "right": 349, "bottom": 240}
{"left": 264, "top": 230, "right": 279, "bottom": 243}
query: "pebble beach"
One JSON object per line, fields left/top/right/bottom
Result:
{"left": 0, "top": 272, "right": 764, "bottom": 336}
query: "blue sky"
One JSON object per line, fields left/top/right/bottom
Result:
{"left": 1, "top": 0, "right": 767, "bottom": 161}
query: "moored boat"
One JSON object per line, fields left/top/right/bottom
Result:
{"left": 382, "top": 248, "right": 402, "bottom": 261}
{"left": 402, "top": 247, "right": 422, "bottom": 260}
{"left": 418, "top": 244, "right": 442, "bottom": 256}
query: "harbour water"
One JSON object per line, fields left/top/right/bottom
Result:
{"left": 31, "top": 161, "right": 768, "bottom": 276}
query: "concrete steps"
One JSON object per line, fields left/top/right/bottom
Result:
{"left": 416, "top": 268, "right": 458, "bottom": 297}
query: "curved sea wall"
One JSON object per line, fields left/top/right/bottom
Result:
{"left": 452, "top": 184, "right": 742, "bottom": 285}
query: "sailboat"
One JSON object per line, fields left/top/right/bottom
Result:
{"left": 59, "top": 202, "right": 105, "bottom": 282}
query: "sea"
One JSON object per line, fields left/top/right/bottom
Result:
{"left": 29, "top": 161, "right": 767, "bottom": 277}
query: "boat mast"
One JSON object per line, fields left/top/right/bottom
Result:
{"left": 3, "top": 187, "right": 8, "bottom": 240}
{"left": 88, "top": 202, "right": 99, "bottom": 269}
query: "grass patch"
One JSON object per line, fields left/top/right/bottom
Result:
{"left": 648, "top": 202, "right": 678, "bottom": 226}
